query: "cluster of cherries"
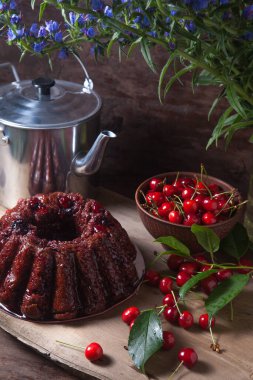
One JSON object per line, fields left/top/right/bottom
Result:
{"left": 141, "top": 174, "right": 240, "bottom": 226}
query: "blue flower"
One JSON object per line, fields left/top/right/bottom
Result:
{"left": 78, "top": 14, "right": 86, "bottom": 26}
{"left": 54, "top": 31, "right": 63, "bottom": 42}
{"left": 0, "top": 1, "right": 8, "bottom": 12}
{"left": 9, "top": 1, "right": 17, "bottom": 10}
{"left": 91, "top": 0, "right": 104, "bottom": 11}
{"left": 33, "top": 41, "right": 46, "bottom": 53}
{"left": 192, "top": 0, "right": 209, "bottom": 11}
{"left": 7, "top": 27, "right": 24, "bottom": 40}
{"left": 86, "top": 27, "right": 96, "bottom": 38}
{"left": 69, "top": 12, "right": 76, "bottom": 25}
{"left": 10, "top": 14, "right": 21, "bottom": 24}
{"left": 58, "top": 47, "right": 68, "bottom": 59}
{"left": 243, "top": 5, "right": 253, "bottom": 21}
{"left": 7, "top": 28, "right": 16, "bottom": 41}
{"left": 104, "top": 6, "right": 113, "bottom": 17}
{"left": 45, "top": 20, "right": 59, "bottom": 33}
{"left": 185, "top": 20, "right": 196, "bottom": 32}
{"left": 30, "top": 23, "right": 39, "bottom": 36}
{"left": 38, "top": 26, "right": 47, "bottom": 37}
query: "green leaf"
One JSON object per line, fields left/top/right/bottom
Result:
{"left": 31, "top": 0, "right": 36, "bottom": 9}
{"left": 127, "top": 36, "right": 142, "bottom": 58}
{"left": 205, "top": 274, "right": 249, "bottom": 317}
{"left": 107, "top": 31, "right": 120, "bottom": 57}
{"left": 140, "top": 39, "right": 156, "bottom": 73}
{"left": 191, "top": 224, "right": 220, "bottom": 254}
{"left": 226, "top": 85, "right": 247, "bottom": 119}
{"left": 39, "top": 2, "right": 48, "bottom": 21}
{"left": 128, "top": 310, "right": 163, "bottom": 373}
{"left": 179, "top": 269, "right": 218, "bottom": 299}
{"left": 164, "top": 65, "right": 194, "bottom": 96}
{"left": 220, "top": 223, "right": 249, "bottom": 260}
{"left": 155, "top": 236, "right": 190, "bottom": 256}
{"left": 158, "top": 53, "right": 176, "bottom": 103}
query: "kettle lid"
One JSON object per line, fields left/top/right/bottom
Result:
{"left": 0, "top": 77, "right": 102, "bottom": 129}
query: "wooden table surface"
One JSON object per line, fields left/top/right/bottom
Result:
{"left": 0, "top": 189, "right": 252, "bottom": 380}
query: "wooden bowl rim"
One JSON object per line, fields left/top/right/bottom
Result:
{"left": 135, "top": 171, "right": 243, "bottom": 230}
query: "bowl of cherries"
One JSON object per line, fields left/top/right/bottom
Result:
{"left": 135, "top": 172, "right": 244, "bottom": 252}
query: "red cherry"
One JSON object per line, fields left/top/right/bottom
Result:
{"left": 199, "top": 313, "right": 215, "bottom": 330}
{"left": 176, "top": 271, "right": 191, "bottom": 287}
{"left": 194, "top": 194, "right": 205, "bottom": 209}
{"left": 195, "top": 181, "right": 208, "bottom": 194}
{"left": 178, "top": 311, "right": 194, "bottom": 329}
{"left": 58, "top": 195, "right": 72, "bottom": 209}
{"left": 181, "top": 177, "right": 195, "bottom": 188}
{"left": 237, "top": 259, "right": 253, "bottom": 274}
{"left": 173, "top": 179, "right": 184, "bottom": 192}
{"left": 202, "top": 198, "right": 218, "bottom": 212}
{"left": 162, "top": 331, "right": 175, "bottom": 350}
{"left": 178, "top": 347, "right": 198, "bottom": 369}
{"left": 192, "top": 254, "right": 207, "bottom": 263}
{"left": 167, "top": 255, "right": 184, "bottom": 271}
{"left": 208, "top": 183, "right": 220, "bottom": 194}
{"left": 179, "top": 262, "right": 199, "bottom": 275}
{"left": 201, "top": 275, "right": 218, "bottom": 295}
{"left": 168, "top": 210, "right": 183, "bottom": 224}
{"left": 213, "top": 193, "right": 228, "bottom": 202}
{"left": 201, "top": 264, "right": 212, "bottom": 272}
{"left": 85, "top": 342, "right": 103, "bottom": 361}
{"left": 183, "top": 213, "right": 201, "bottom": 226}
{"left": 202, "top": 212, "right": 217, "bottom": 225}
{"left": 159, "top": 277, "right": 173, "bottom": 294}
{"left": 163, "top": 306, "right": 179, "bottom": 324}
{"left": 146, "top": 191, "right": 165, "bottom": 206}
{"left": 92, "top": 201, "right": 103, "bottom": 213}
{"left": 158, "top": 202, "right": 174, "bottom": 218}
{"left": 129, "top": 320, "right": 135, "bottom": 329}
{"left": 93, "top": 224, "right": 107, "bottom": 233}
{"left": 181, "top": 188, "right": 194, "bottom": 200}
{"left": 121, "top": 306, "right": 140, "bottom": 325}
{"left": 216, "top": 269, "right": 233, "bottom": 281}
{"left": 163, "top": 293, "right": 176, "bottom": 307}
{"left": 163, "top": 184, "right": 178, "bottom": 197}
{"left": 183, "top": 200, "right": 198, "bottom": 214}
{"left": 144, "top": 270, "right": 160, "bottom": 286}
{"left": 149, "top": 177, "right": 162, "bottom": 191}
{"left": 217, "top": 199, "right": 230, "bottom": 215}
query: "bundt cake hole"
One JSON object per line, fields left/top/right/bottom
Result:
{"left": 35, "top": 215, "right": 80, "bottom": 241}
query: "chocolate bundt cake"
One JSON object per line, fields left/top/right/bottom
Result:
{"left": 0, "top": 193, "right": 139, "bottom": 321}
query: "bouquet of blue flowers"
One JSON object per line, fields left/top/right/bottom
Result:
{"left": 1, "top": 0, "right": 253, "bottom": 147}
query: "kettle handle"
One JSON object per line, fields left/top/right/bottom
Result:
{"left": 0, "top": 62, "right": 20, "bottom": 82}
{"left": 73, "top": 53, "right": 94, "bottom": 94}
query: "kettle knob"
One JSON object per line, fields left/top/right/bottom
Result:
{"left": 32, "top": 77, "right": 55, "bottom": 97}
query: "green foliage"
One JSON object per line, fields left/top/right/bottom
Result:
{"left": 205, "top": 274, "right": 249, "bottom": 318}
{"left": 179, "top": 269, "right": 218, "bottom": 299}
{"left": 155, "top": 236, "right": 190, "bottom": 256}
{"left": 191, "top": 224, "right": 220, "bottom": 254}
{"left": 221, "top": 223, "right": 249, "bottom": 260}
{"left": 128, "top": 310, "right": 163, "bottom": 373}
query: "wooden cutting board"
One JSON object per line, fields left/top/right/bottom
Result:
{"left": 0, "top": 189, "right": 252, "bottom": 380}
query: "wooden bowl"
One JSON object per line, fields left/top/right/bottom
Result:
{"left": 135, "top": 172, "right": 244, "bottom": 253}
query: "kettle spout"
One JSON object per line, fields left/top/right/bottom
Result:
{"left": 72, "top": 130, "right": 116, "bottom": 176}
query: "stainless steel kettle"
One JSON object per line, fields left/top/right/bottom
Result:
{"left": 0, "top": 59, "right": 116, "bottom": 208}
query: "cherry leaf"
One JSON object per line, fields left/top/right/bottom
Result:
{"left": 205, "top": 274, "right": 249, "bottom": 318}
{"left": 220, "top": 223, "right": 249, "bottom": 260}
{"left": 128, "top": 310, "right": 163, "bottom": 373}
{"left": 179, "top": 269, "right": 218, "bottom": 299}
{"left": 155, "top": 236, "right": 190, "bottom": 256}
{"left": 191, "top": 224, "right": 220, "bottom": 253}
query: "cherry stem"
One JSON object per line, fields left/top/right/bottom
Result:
{"left": 168, "top": 361, "right": 184, "bottom": 380}
{"left": 209, "top": 326, "right": 216, "bottom": 347}
{"left": 56, "top": 340, "right": 84, "bottom": 352}
{"left": 171, "top": 290, "right": 181, "bottom": 316}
